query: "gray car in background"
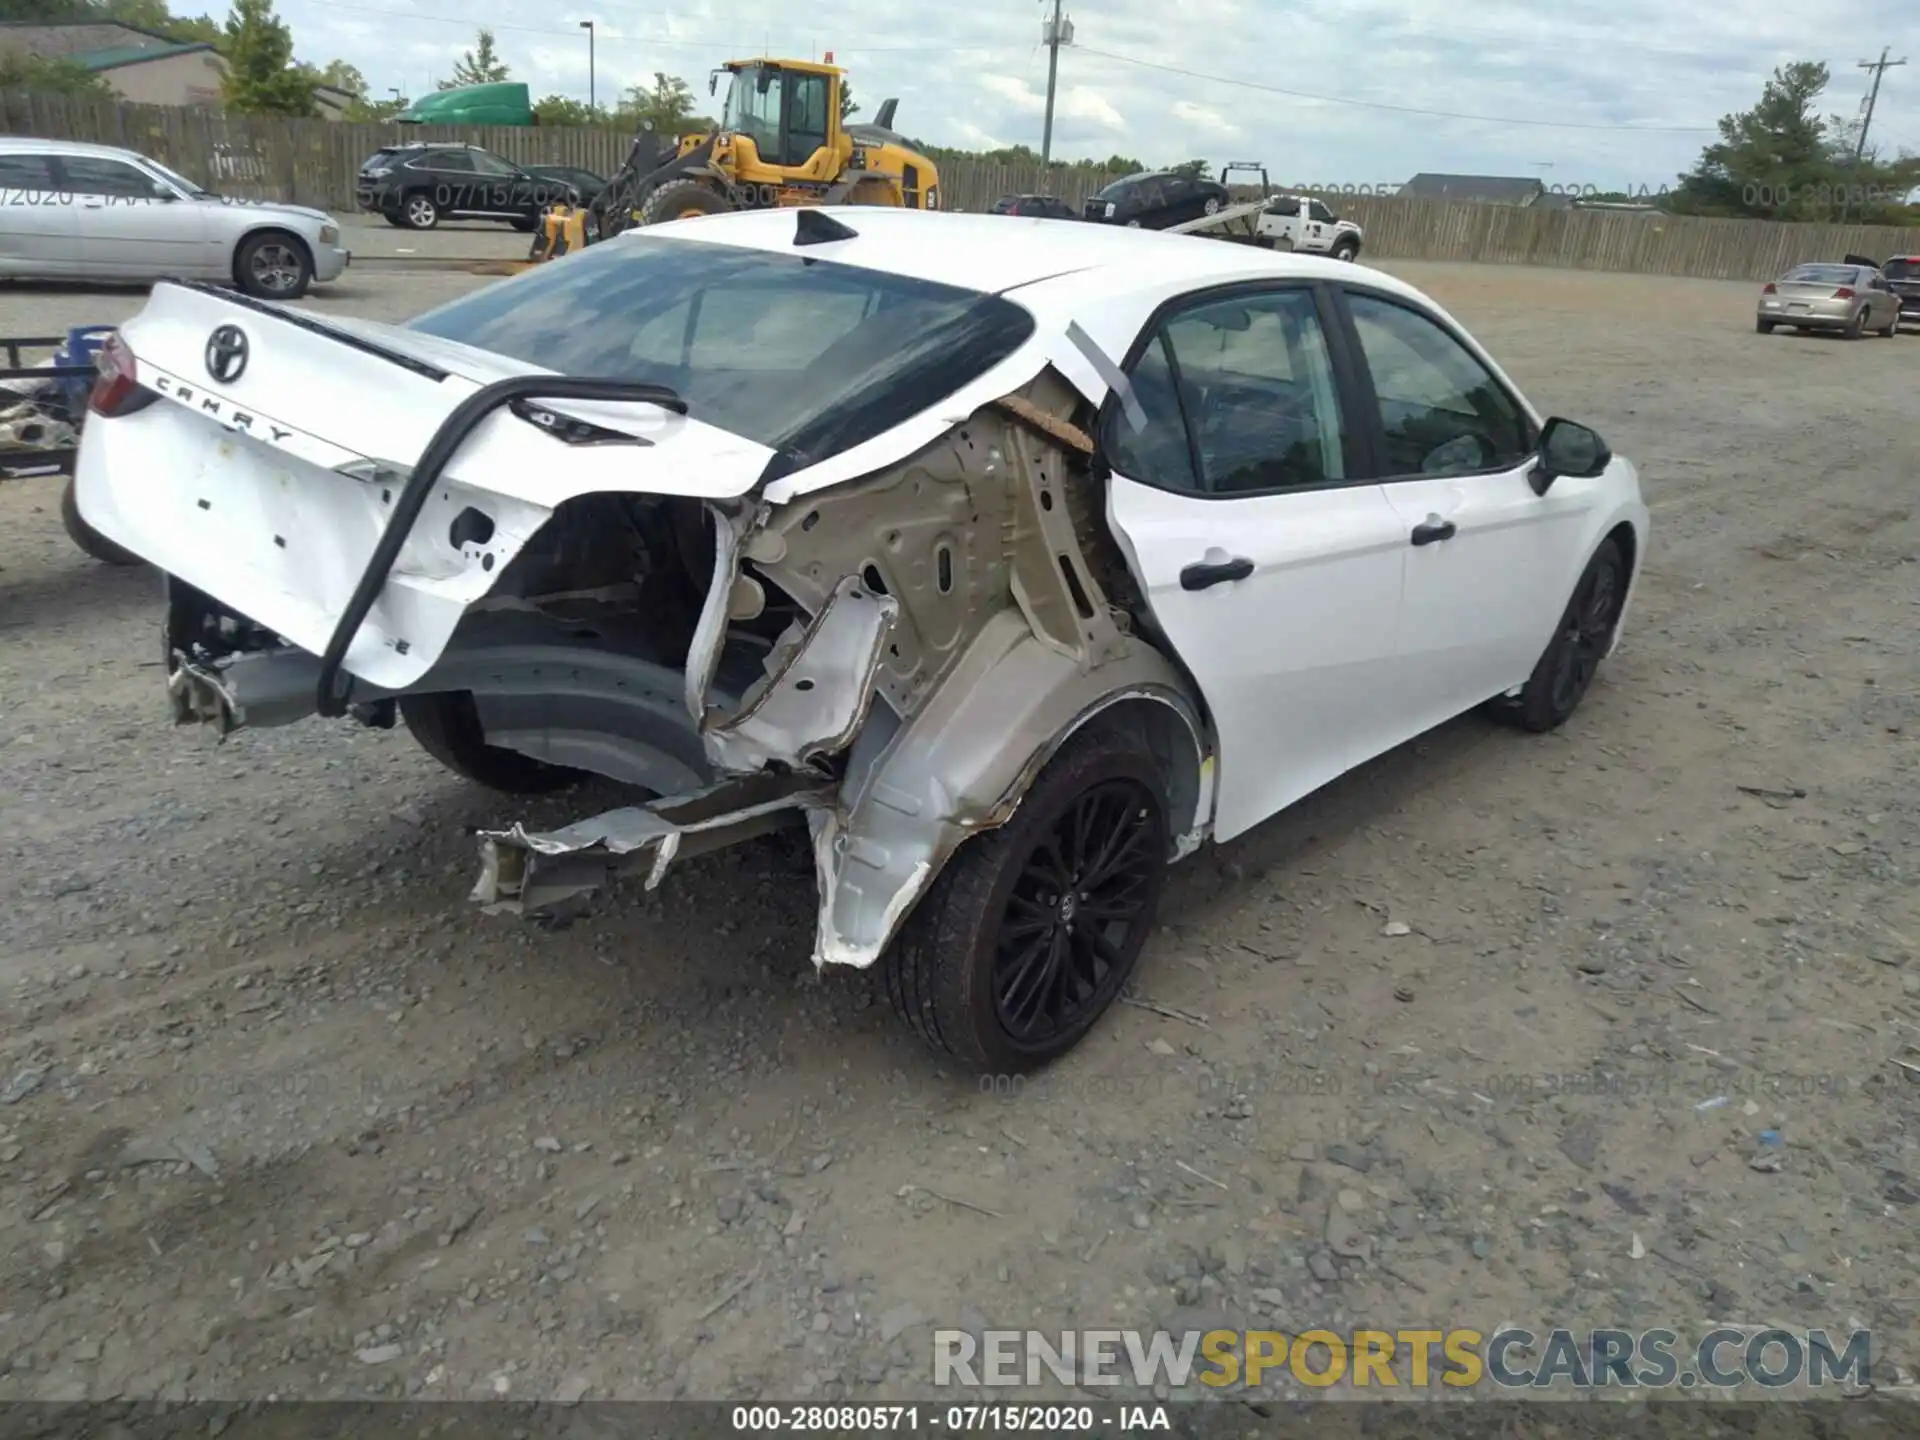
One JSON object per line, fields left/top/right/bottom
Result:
{"left": 0, "top": 137, "right": 349, "bottom": 300}
{"left": 1756, "top": 260, "right": 1902, "bottom": 338}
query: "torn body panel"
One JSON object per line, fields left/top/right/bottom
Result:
{"left": 471, "top": 366, "right": 1215, "bottom": 968}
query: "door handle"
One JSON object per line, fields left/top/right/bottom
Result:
{"left": 1410, "top": 516, "right": 1456, "bottom": 546}
{"left": 1180, "top": 556, "right": 1254, "bottom": 590}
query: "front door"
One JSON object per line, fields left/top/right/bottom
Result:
{"left": 779, "top": 68, "right": 833, "bottom": 173}
{"left": 1101, "top": 283, "right": 1409, "bottom": 841}
{"left": 0, "top": 150, "right": 80, "bottom": 274}
{"left": 1336, "top": 286, "right": 1593, "bottom": 739}
{"left": 59, "top": 152, "right": 211, "bottom": 277}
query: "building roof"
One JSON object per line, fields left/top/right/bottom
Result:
{"left": 68, "top": 40, "right": 217, "bottom": 71}
{"left": 1400, "top": 173, "right": 1547, "bottom": 204}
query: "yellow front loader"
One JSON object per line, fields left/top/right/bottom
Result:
{"left": 529, "top": 56, "right": 940, "bottom": 262}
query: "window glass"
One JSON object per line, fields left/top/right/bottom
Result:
{"left": 1160, "top": 289, "right": 1347, "bottom": 493}
{"left": 0, "top": 154, "right": 57, "bottom": 188}
{"left": 1307, "top": 199, "right": 1336, "bottom": 222}
{"left": 468, "top": 150, "right": 519, "bottom": 176}
{"left": 58, "top": 156, "right": 156, "bottom": 198}
{"left": 1105, "top": 331, "right": 1198, "bottom": 493}
{"left": 425, "top": 150, "right": 472, "bottom": 172}
{"left": 407, "top": 233, "right": 1034, "bottom": 465}
{"left": 1346, "top": 292, "right": 1532, "bottom": 477}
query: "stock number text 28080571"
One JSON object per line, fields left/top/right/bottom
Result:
{"left": 729, "top": 1404, "right": 1169, "bottom": 1431}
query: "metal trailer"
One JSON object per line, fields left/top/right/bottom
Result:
{"left": 0, "top": 328, "right": 142, "bottom": 564}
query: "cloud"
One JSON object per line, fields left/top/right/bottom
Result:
{"left": 283, "top": 0, "right": 1920, "bottom": 185}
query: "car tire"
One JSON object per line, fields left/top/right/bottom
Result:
{"left": 1495, "top": 537, "right": 1628, "bottom": 733}
{"left": 1844, "top": 306, "right": 1866, "bottom": 339}
{"left": 401, "top": 192, "right": 439, "bottom": 230}
{"left": 1756, "top": 317, "right": 1775, "bottom": 333}
{"left": 398, "top": 692, "right": 584, "bottom": 795}
{"left": 1332, "top": 239, "right": 1359, "bottom": 261}
{"left": 881, "top": 720, "right": 1171, "bottom": 1075}
{"left": 638, "top": 178, "right": 732, "bottom": 225}
{"left": 1879, "top": 308, "right": 1899, "bottom": 337}
{"left": 60, "top": 475, "right": 141, "bottom": 566}
{"left": 1203, "top": 196, "right": 1221, "bottom": 215}
{"left": 1125, "top": 218, "right": 1142, "bottom": 228}
{"left": 234, "top": 230, "right": 313, "bottom": 300}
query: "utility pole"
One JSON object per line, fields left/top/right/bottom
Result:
{"left": 579, "top": 21, "right": 595, "bottom": 113}
{"left": 1853, "top": 47, "right": 1905, "bottom": 163}
{"left": 1840, "top": 48, "right": 1903, "bottom": 222}
{"left": 1040, "top": 0, "right": 1066, "bottom": 170}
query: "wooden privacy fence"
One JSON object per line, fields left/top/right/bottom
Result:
{"left": 8, "top": 90, "right": 1920, "bottom": 282}
{"left": 0, "top": 90, "right": 1129, "bottom": 215}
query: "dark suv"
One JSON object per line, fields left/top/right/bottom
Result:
{"left": 989, "top": 193, "right": 1079, "bottom": 219}
{"left": 356, "top": 144, "right": 605, "bottom": 231}
{"left": 1885, "top": 255, "right": 1920, "bottom": 328}
{"left": 1082, "top": 170, "right": 1230, "bottom": 228}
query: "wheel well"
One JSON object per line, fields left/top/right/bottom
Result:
{"left": 1605, "top": 518, "right": 1638, "bottom": 583}
{"left": 232, "top": 226, "right": 311, "bottom": 285}
{"left": 1054, "top": 694, "right": 1207, "bottom": 848}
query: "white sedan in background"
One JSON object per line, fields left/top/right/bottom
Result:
{"left": 0, "top": 137, "right": 349, "bottom": 299}
{"left": 73, "top": 208, "right": 1648, "bottom": 1074}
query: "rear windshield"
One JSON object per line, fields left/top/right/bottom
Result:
{"left": 1095, "top": 173, "right": 1154, "bottom": 200}
{"left": 1886, "top": 258, "right": 1919, "bottom": 279}
{"left": 1784, "top": 264, "right": 1858, "bottom": 284}
{"left": 405, "top": 233, "right": 1037, "bottom": 468}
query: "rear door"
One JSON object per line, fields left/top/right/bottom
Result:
{"left": 0, "top": 150, "right": 80, "bottom": 275}
{"left": 1100, "top": 282, "right": 1410, "bottom": 840}
{"left": 58, "top": 151, "right": 214, "bottom": 278}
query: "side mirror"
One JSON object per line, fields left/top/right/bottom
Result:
{"left": 1530, "top": 417, "right": 1610, "bottom": 495}
{"left": 150, "top": 182, "right": 177, "bottom": 200}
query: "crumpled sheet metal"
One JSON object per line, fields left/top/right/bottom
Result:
{"left": 703, "top": 572, "right": 899, "bottom": 775}
{"left": 471, "top": 776, "right": 829, "bottom": 914}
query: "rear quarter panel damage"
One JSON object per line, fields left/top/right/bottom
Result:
{"left": 478, "top": 366, "right": 1215, "bottom": 969}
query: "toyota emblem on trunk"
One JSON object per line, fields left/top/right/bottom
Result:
{"left": 205, "top": 325, "right": 248, "bottom": 383}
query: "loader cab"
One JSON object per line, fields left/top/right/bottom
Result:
{"left": 719, "top": 61, "right": 838, "bottom": 171}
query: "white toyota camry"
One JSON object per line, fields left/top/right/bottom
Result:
{"left": 74, "top": 207, "right": 1649, "bottom": 1074}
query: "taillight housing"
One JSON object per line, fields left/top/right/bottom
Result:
{"left": 1833, "top": 287, "right": 1856, "bottom": 299}
{"left": 88, "top": 331, "right": 154, "bottom": 417}
{"left": 1761, "top": 282, "right": 1777, "bottom": 293}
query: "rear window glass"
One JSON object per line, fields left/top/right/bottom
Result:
{"left": 1784, "top": 264, "right": 1857, "bottom": 284}
{"left": 1095, "top": 173, "right": 1153, "bottom": 200}
{"left": 1887, "top": 258, "right": 1919, "bottom": 279}
{"left": 405, "top": 233, "right": 1037, "bottom": 469}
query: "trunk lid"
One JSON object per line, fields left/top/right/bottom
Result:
{"left": 75, "top": 281, "right": 775, "bottom": 691}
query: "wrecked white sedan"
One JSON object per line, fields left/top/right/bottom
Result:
{"left": 73, "top": 206, "right": 1648, "bottom": 1073}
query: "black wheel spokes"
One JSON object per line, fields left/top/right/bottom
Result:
{"left": 1552, "top": 561, "right": 1620, "bottom": 711}
{"left": 992, "top": 781, "right": 1161, "bottom": 1047}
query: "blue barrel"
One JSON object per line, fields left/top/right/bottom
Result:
{"left": 53, "top": 326, "right": 116, "bottom": 416}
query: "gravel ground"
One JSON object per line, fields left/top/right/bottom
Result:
{"left": 1, "top": 259, "right": 1917, "bottom": 1405}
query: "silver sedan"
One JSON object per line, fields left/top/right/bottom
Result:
{"left": 1756, "top": 261, "right": 1902, "bottom": 338}
{"left": 0, "top": 137, "right": 349, "bottom": 300}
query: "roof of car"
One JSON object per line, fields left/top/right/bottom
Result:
{"left": 624, "top": 206, "right": 1423, "bottom": 303}
{"left": 0, "top": 137, "right": 152, "bottom": 161}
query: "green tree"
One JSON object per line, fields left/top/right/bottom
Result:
{"left": 0, "top": 50, "right": 114, "bottom": 95}
{"left": 218, "top": 0, "right": 316, "bottom": 115}
{"left": 1671, "top": 61, "right": 1919, "bottom": 224}
{"left": 532, "top": 93, "right": 608, "bottom": 126}
{"left": 441, "top": 26, "right": 508, "bottom": 88}
{"left": 1168, "top": 158, "right": 1210, "bottom": 179}
{"left": 839, "top": 80, "right": 858, "bottom": 122}
{"left": 0, "top": 0, "right": 220, "bottom": 42}
{"left": 616, "top": 71, "right": 696, "bottom": 134}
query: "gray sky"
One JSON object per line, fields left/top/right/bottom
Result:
{"left": 286, "top": 0, "right": 1920, "bottom": 194}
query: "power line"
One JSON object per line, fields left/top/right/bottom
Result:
{"left": 1073, "top": 45, "right": 1719, "bottom": 132}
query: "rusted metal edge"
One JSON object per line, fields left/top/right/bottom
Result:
{"left": 992, "top": 393, "right": 1094, "bottom": 456}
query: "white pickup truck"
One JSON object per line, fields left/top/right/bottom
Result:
{"left": 1254, "top": 193, "right": 1364, "bottom": 259}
